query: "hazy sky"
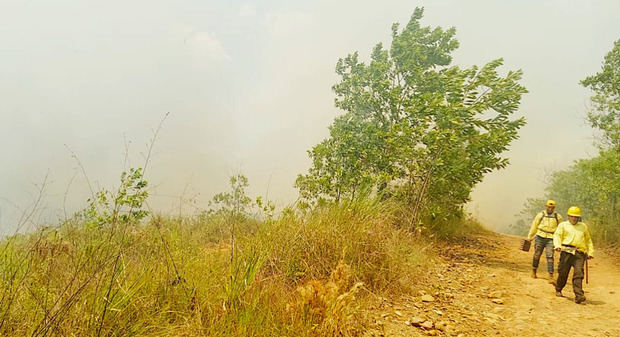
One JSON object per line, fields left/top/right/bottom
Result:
{"left": 1, "top": 0, "right": 619, "bottom": 234}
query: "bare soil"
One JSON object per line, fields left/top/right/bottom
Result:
{"left": 365, "top": 232, "right": 620, "bottom": 336}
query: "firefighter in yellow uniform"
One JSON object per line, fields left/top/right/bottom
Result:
{"left": 553, "top": 206, "right": 594, "bottom": 304}
{"left": 527, "top": 200, "right": 563, "bottom": 281}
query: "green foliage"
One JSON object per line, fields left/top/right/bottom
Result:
{"left": 80, "top": 167, "right": 149, "bottom": 227}
{"left": 581, "top": 39, "right": 620, "bottom": 149}
{"left": 223, "top": 248, "right": 265, "bottom": 312}
{"left": 255, "top": 196, "right": 276, "bottom": 220}
{"left": 208, "top": 174, "right": 252, "bottom": 221}
{"left": 517, "top": 150, "right": 620, "bottom": 243}
{"left": 296, "top": 8, "right": 526, "bottom": 225}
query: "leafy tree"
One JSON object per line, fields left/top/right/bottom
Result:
{"left": 581, "top": 39, "right": 620, "bottom": 149}
{"left": 296, "top": 8, "right": 527, "bottom": 225}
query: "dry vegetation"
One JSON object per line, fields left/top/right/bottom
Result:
{"left": 0, "top": 198, "right": 484, "bottom": 336}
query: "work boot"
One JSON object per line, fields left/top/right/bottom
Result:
{"left": 531, "top": 269, "right": 537, "bottom": 279}
{"left": 575, "top": 296, "right": 586, "bottom": 304}
{"left": 555, "top": 291, "right": 563, "bottom": 297}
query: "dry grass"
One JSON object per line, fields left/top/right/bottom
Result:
{"left": 0, "top": 198, "right": 445, "bottom": 336}
{"left": 289, "top": 261, "right": 365, "bottom": 336}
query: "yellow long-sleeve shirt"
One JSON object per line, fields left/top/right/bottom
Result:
{"left": 527, "top": 211, "right": 563, "bottom": 240}
{"left": 553, "top": 221, "right": 594, "bottom": 257}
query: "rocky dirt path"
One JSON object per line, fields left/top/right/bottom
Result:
{"left": 365, "top": 232, "right": 620, "bottom": 336}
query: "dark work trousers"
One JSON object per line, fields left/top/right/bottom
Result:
{"left": 532, "top": 235, "right": 554, "bottom": 273}
{"left": 555, "top": 251, "right": 586, "bottom": 298}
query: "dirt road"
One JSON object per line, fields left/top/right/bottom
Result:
{"left": 366, "top": 232, "right": 620, "bottom": 336}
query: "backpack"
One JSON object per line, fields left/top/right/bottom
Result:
{"left": 536, "top": 211, "right": 559, "bottom": 230}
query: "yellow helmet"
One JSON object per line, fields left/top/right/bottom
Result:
{"left": 567, "top": 206, "right": 582, "bottom": 217}
{"left": 546, "top": 200, "right": 556, "bottom": 207}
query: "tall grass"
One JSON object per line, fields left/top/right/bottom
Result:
{"left": 0, "top": 197, "right": 447, "bottom": 336}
